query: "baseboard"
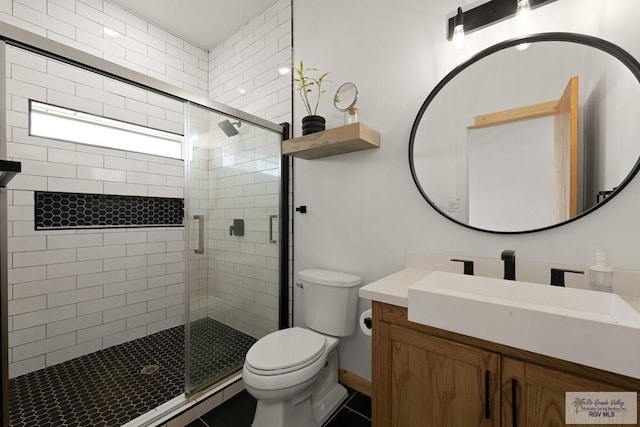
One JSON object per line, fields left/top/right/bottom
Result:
{"left": 338, "top": 368, "right": 371, "bottom": 397}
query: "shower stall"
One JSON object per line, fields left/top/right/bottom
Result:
{"left": 0, "top": 22, "right": 289, "bottom": 427}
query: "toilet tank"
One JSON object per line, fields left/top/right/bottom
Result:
{"left": 298, "top": 269, "right": 362, "bottom": 337}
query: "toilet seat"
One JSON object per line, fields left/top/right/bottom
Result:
{"left": 245, "top": 327, "right": 326, "bottom": 376}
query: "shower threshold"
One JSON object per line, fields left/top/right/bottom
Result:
{"left": 123, "top": 372, "right": 243, "bottom": 427}
{"left": 9, "top": 318, "right": 256, "bottom": 427}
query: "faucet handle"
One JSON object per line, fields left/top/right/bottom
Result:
{"left": 501, "top": 250, "right": 516, "bottom": 280}
{"left": 501, "top": 250, "right": 516, "bottom": 261}
{"left": 451, "top": 259, "right": 474, "bottom": 275}
{"left": 550, "top": 268, "right": 584, "bottom": 287}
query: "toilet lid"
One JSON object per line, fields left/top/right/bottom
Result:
{"left": 245, "top": 327, "right": 326, "bottom": 374}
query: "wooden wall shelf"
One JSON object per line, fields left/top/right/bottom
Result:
{"left": 283, "top": 122, "right": 380, "bottom": 159}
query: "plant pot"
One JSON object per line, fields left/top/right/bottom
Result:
{"left": 301, "top": 115, "right": 326, "bottom": 135}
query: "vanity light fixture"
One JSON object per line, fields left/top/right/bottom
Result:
{"left": 447, "top": 0, "right": 556, "bottom": 43}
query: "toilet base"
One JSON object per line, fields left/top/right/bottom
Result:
{"left": 248, "top": 348, "right": 347, "bottom": 427}
{"left": 251, "top": 397, "right": 317, "bottom": 427}
{"left": 311, "top": 382, "right": 348, "bottom": 425}
{"left": 249, "top": 382, "right": 347, "bottom": 427}
{"left": 310, "top": 348, "right": 347, "bottom": 424}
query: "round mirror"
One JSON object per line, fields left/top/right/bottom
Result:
{"left": 334, "top": 82, "right": 359, "bottom": 111}
{"left": 409, "top": 33, "right": 640, "bottom": 234}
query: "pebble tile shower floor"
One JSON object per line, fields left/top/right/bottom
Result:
{"left": 8, "top": 318, "right": 256, "bottom": 427}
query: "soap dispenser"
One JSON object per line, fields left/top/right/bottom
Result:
{"left": 589, "top": 252, "right": 613, "bottom": 292}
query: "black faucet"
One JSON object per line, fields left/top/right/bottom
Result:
{"left": 451, "top": 259, "right": 474, "bottom": 275}
{"left": 550, "top": 268, "right": 584, "bottom": 287}
{"left": 501, "top": 250, "right": 516, "bottom": 280}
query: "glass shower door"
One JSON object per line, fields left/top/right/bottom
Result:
{"left": 185, "top": 102, "right": 284, "bottom": 393}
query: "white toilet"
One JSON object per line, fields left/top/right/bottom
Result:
{"left": 242, "top": 269, "right": 362, "bottom": 427}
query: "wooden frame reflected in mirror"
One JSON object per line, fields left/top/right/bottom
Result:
{"left": 467, "top": 76, "right": 578, "bottom": 225}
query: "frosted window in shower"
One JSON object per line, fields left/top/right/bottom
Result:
{"left": 29, "top": 100, "right": 183, "bottom": 159}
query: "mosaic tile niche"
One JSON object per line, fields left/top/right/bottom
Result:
{"left": 34, "top": 191, "right": 184, "bottom": 229}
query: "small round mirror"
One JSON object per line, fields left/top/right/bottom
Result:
{"left": 334, "top": 82, "right": 359, "bottom": 111}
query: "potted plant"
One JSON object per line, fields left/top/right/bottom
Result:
{"left": 293, "top": 60, "right": 331, "bottom": 135}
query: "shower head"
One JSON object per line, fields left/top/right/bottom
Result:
{"left": 218, "top": 119, "right": 241, "bottom": 137}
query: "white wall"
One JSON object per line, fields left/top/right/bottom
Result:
{"left": 468, "top": 118, "right": 554, "bottom": 231}
{"left": 582, "top": 46, "right": 640, "bottom": 201}
{"left": 293, "top": 0, "right": 640, "bottom": 381}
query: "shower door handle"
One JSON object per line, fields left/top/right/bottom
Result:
{"left": 269, "top": 214, "right": 278, "bottom": 244}
{"left": 193, "top": 215, "right": 204, "bottom": 254}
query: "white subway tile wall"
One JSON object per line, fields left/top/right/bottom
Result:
{"left": 206, "top": 122, "right": 282, "bottom": 339}
{"left": 187, "top": 105, "right": 212, "bottom": 323}
{"left": 207, "top": 0, "right": 293, "bottom": 330}
{"left": 0, "top": 0, "right": 209, "bottom": 97}
{"left": 185, "top": 104, "right": 283, "bottom": 340}
{"left": 5, "top": 46, "right": 186, "bottom": 378}
{"left": 208, "top": 0, "right": 291, "bottom": 125}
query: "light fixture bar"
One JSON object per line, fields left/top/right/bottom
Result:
{"left": 447, "top": 0, "right": 557, "bottom": 40}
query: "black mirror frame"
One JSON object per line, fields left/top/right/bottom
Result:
{"left": 409, "top": 32, "right": 640, "bottom": 234}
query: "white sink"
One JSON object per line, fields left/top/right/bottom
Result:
{"left": 408, "top": 271, "right": 640, "bottom": 379}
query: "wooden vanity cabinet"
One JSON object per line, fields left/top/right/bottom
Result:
{"left": 372, "top": 302, "right": 640, "bottom": 427}
{"left": 502, "top": 358, "right": 634, "bottom": 427}
{"left": 373, "top": 302, "right": 500, "bottom": 426}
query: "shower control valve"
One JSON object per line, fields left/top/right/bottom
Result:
{"left": 229, "top": 218, "right": 245, "bottom": 236}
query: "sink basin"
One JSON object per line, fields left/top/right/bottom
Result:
{"left": 408, "top": 271, "right": 640, "bottom": 378}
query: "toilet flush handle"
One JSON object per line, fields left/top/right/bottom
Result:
{"left": 296, "top": 282, "right": 303, "bottom": 289}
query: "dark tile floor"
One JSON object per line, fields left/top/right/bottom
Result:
{"left": 8, "top": 318, "right": 255, "bottom": 427}
{"left": 186, "top": 385, "right": 371, "bottom": 427}
{"left": 325, "top": 389, "right": 372, "bottom": 427}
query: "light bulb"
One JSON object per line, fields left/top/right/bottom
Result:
{"left": 515, "top": 0, "right": 531, "bottom": 51}
{"left": 451, "top": 7, "right": 465, "bottom": 49}
{"left": 516, "top": 0, "right": 531, "bottom": 24}
{"left": 452, "top": 24, "right": 465, "bottom": 49}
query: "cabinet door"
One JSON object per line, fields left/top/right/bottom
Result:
{"left": 375, "top": 323, "right": 500, "bottom": 427}
{"left": 503, "top": 358, "right": 639, "bottom": 427}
